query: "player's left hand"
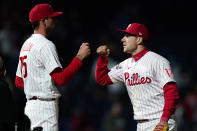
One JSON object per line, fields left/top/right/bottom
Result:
{"left": 153, "top": 121, "right": 169, "bottom": 131}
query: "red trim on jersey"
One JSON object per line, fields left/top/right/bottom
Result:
{"left": 161, "top": 82, "right": 180, "bottom": 122}
{"left": 95, "top": 56, "right": 113, "bottom": 86}
{"left": 15, "top": 75, "right": 24, "bottom": 88}
{"left": 50, "top": 57, "right": 83, "bottom": 86}
{"left": 132, "top": 49, "right": 148, "bottom": 62}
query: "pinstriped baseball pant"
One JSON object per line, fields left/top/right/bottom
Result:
{"left": 25, "top": 99, "right": 59, "bottom": 131}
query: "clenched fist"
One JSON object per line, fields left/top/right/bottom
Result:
{"left": 96, "top": 45, "right": 110, "bottom": 57}
{"left": 76, "top": 42, "right": 91, "bottom": 61}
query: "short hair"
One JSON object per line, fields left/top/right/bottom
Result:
{"left": 31, "top": 21, "right": 40, "bottom": 30}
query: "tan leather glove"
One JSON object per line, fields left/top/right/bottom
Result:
{"left": 153, "top": 121, "right": 169, "bottom": 131}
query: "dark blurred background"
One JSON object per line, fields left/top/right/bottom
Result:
{"left": 0, "top": 0, "right": 196, "bottom": 131}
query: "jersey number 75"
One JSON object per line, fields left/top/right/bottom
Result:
{"left": 20, "top": 55, "right": 27, "bottom": 78}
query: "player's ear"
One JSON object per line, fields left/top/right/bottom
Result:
{"left": 40, "top": 18, "right": 47, "bottom": 28}
{"left": 136, "top": 37, "right": 143, "bottom": 45}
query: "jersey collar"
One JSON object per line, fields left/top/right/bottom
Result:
{"left": 132, "top": 49, "right": 149, "bottom": 62}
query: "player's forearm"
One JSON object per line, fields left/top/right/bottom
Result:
{"left": 161, "top": 82, "right": 180, "bottom": 122}
{"left": 51, "top": 57, "right": 83, "bottom": 86}
{"left": 15, "top": 75, "right": 24, "bottom": 88}
{"left": 95, "top": 56, "right": 113, "bottom": 86}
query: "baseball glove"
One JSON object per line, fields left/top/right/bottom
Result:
{"left": 153, "top": 125, "right": 169, "bottom": 131}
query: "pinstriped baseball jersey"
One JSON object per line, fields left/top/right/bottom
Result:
{"left": 16, "top": 34, "right": 62, "bottom": 100}
{"left": 108, "top": 51, "right": 175, "bottom": 120}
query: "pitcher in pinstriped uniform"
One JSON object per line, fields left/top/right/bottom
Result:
{"left": 15, "top": 4, "right": 90, "bottom": 131}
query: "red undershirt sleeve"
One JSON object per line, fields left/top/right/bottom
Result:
{"left": 15, "top": 57, "right": 82, "bottom": 88}
{"left": 161, "top": 82, "right": 180, "bottom": 122}
{"left": 15, "top": 75, "right": 24, "bottom": 88}
{"left": 95, "top": 56, "right": 113, "bottom": 86}
{"left": 50, "top": 57, "right": 83, "bottom": 86}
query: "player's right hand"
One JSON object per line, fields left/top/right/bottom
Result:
{"left": 76, "top": 42, "right": 91, "bottom": 61}
{"left": 96, "top": 45, "right": 110, "bottom": 57}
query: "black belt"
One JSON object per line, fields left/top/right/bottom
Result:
{"left": 137, "top": 119, "right": 149, "bottom": 123}
{"left": 29, "top": 96, "right": 56, "bottom": 101}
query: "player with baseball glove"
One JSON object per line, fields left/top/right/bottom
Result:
{"left": 95, "top": 23, "right": 179, "bottom": 131}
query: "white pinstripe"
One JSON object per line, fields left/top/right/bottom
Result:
{"left": 108, "top": 51, "right": 176, "bottom": 130}
{"left": 16, "top": 34, "right": 62, "bottom": 130}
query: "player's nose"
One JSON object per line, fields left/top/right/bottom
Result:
{"left": 121, "top": 37, "right": 125, "bottom": 43}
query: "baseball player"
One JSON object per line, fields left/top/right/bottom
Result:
{"left": 15, "top": 4, "right": 90, "bottom": 131}
{"left": 95, "top": 23, "right": 180, "bottom": 131}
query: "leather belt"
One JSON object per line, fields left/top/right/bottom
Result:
{"left": 137, "top": 119, "right": 149, "bottom": 123}
{"left": 29, "top": 96, "right": 56, "bottom": 101}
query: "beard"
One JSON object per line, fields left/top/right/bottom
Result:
{"left": 46, "top": 26, "right": 54, "bottom": 36}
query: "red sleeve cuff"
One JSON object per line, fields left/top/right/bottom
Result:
{"left": 161, "top": 116, "right": 169, "bottom": 122}
{"left": 74, "top": 56, "right": 83, "bottom": 66}
{"left": 97, "top": 56, "right": 108, "bottom": 66}
{"left": 95, "top": 56, "right": 112, "bottom": 86}
{"left": 15, "top": 75, "right": 24, "bottom": 88}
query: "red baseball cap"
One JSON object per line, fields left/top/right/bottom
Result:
{"left": 119, "top": 23, "right": 149, "bottom": 41}
{"left": 29, "top": 4, "right": 63, "bottom": 23}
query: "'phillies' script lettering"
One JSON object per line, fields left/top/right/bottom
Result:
{"left": 124, "top": 72, "right": 151, "bottom": 86}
